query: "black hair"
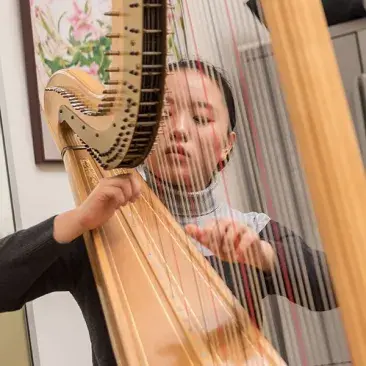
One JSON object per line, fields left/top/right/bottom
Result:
{"left": 167, "top": 59, "right": 237, "bottom": 132}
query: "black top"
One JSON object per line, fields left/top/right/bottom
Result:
{"left": 0, "top": 216, "right": 336, "bottom": 365}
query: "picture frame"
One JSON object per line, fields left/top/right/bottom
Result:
{"left": 19, "top": 0, "right": 57, "bottom": 163}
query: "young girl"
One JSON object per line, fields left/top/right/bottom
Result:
{"left": 0, "top": 60, "right": 335, "bottom": 365}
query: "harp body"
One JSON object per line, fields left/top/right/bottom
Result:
{"left": 43, "top": 0, "right": 365, "bottom": 365}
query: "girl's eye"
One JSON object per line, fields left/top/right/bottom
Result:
{"left": 193, "top": 115, "right": 213, "bottom": 125}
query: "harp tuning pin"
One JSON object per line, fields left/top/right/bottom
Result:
{"left": 74, "top": 105, "right": 86, "bottom": 111}
{"left": 102, "top": 96, "right": 116, "bottom": 102}
{"left": 103, "top": 89, "right": 118, "bottom": 95}
{"left": 104, "top": 80, "right": 120, "bottom": 86}
{"left": 105, "top": 67, "right": 120, "bottom": 73}
{"left": 98, "top": 102, "right": 114, "bottom": 108}
{"left": 104, "top": 11, "right": 122, "bottom": 16}
{"left": 105, "top": 50, "right": 121, "bottom": 56}
{"left": 71, "top": 102, "right": 84, "bottom": 107}
{"left": 106, "top": 33, "right": 122, "bottom": 39}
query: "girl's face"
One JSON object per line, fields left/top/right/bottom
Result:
{"left": 146, "top": 69, "right": 236, "bottom": 191}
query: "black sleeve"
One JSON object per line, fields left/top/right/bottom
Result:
{"left": 259, "top": 220, "right": 337, "bottom": 312}
{"left": 0, "top": 216, "right": 86, "bottom": 312}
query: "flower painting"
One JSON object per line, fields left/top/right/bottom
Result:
{"left": 20, "top": 0, "right": 185, "bottom": 162}
{"left": 32, "top": 0, "right": 112, "bottom": 98}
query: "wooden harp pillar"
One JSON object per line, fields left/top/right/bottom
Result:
{"left": 261, "top": 0, "right": 366, "bottom": 363}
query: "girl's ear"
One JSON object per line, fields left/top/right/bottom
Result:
{"left": 216, "top": 132, "right": 236, "bottom": 172}
{"left": 220, "top": 132, "right": 236, "bottom": 162}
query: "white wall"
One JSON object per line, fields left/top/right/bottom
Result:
{"left": 0, "top": 1, "right": 92, "bottom": 365}
{"left": 0, "top": 119, "right": 14, "bottom": 238}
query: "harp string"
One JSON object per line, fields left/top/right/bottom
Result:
{"left": 153, "top": 2, "right": 256, "bottom": 352}
{"left": 171, "top": 22, "right": 257, "bottom": 360}
{"left": 149, "top": 148, "right": 224, "bottom": 358}
{"left": 148, "top": 70, "right": 241, "bottom": 359}
{"left": 148, "top": 2, "right": 237, "bottom": 358}
{"left": 219, "top": 2, "right": 298, "bottom": 359}
{"left": 223, "top": 1, "right": 312, "bottom": 360}
{"left": 128, "top": 190, "right": 264, "bottom": 361}
{"left": 165, "top": 0, "right": 343, "bottom": 363}
{"left": 163, "top": 0, "right": 266, "bottom": 358}
{"left": 177, "top": 0, "right": 271, "bottom": 359}
{"left": 226, "top": 1, "right": 326, "bottom": 362}
{"left": 208, "top": 1, "right": 293, "bottom": 358}
{"left": 242, "top": 0, "right": 341, "bottom": 362}
{"left": 218, "top": 2, "right": 278, "bottom": 332}
{"left": 205, "top": 2, "right": 285, "bottom": 350}
{"left": 153, "top": 0, "right": 263, "bottom": 358}
{"left": 227, "top": 3, "right": 298, "bottom": 354}
{"left": 167, "top": 5, "right": 253, "bottom": 352}
{"left": 103, "top": 169, "right": 264, "bottom": 363}
{"left": 146, "top": 5, "right": 222, "bottom": 355}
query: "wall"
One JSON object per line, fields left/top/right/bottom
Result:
{"left": 0, "top": 115, "right": 14, "bottom": 239}
{"left": 0, "top": 1, "right": 92, "bottom": 365}
{"left": 0, "top": 113, "right": 32, "bottom": 366}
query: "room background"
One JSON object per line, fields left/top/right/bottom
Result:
{"left": 0, "top": 0, "right": 365, "bottom": 365}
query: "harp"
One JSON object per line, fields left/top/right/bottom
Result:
{"left": 42, "top": 0, "right": 365, "bottom": 364}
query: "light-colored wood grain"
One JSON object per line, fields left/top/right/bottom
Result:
{"left": 261, "top": 0, "right": 366, "bottom": 363}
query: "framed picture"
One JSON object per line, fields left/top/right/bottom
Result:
{"left": 19, "top": 0, "right": 113, "bottom": 163}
